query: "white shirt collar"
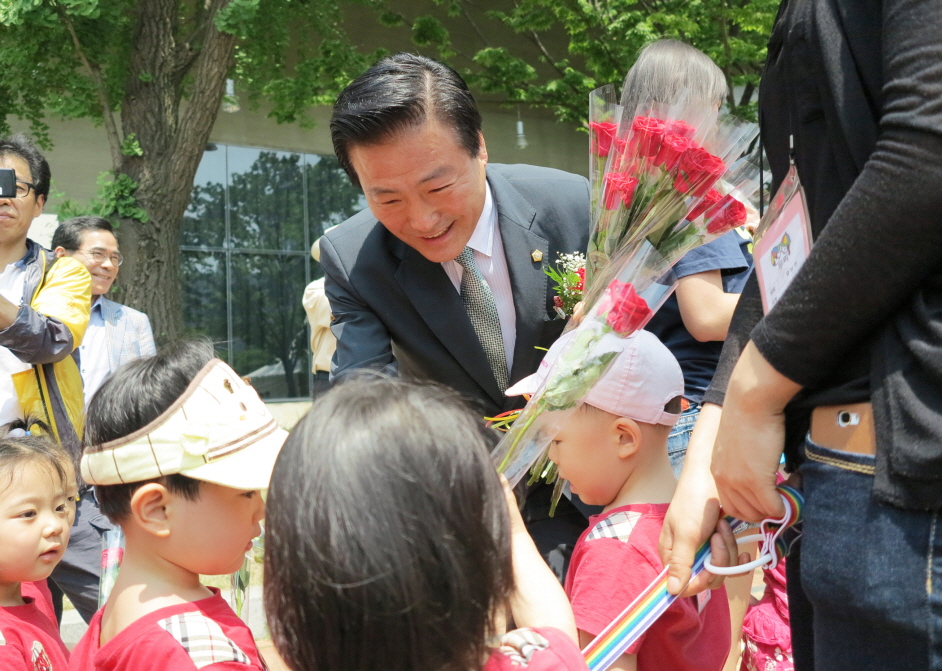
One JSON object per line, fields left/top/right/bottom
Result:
{"left": 465, "top": 181, "right": 497, "bottom": 257}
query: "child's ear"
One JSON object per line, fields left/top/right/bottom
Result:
{"left": 129, "top": 483, "right": 173, "bottom": 538}
{"left": 613, "top": 417, "right": 643, "bottom": 459}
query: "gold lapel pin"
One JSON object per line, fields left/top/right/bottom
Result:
{"left": 531, "top": 249, "right": 544, "bottom": 263}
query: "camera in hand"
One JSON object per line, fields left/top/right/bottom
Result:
{"left": 0, "top": 168, "right": 15, "bottom": 198}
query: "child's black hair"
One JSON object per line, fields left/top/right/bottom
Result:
{"left": 83, "top": 339, "right": 216, "bottom": 522}
{"left": 264, "top": 374, "right": 514, "bottom": 671}
{"left": 0, "top": 418, "right": 73, "bottom": 494}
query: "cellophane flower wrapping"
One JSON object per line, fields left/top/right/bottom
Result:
{"left": 492, "top": 89, "right": 760, "bottom": 505}
{"left": 229, "top": 528, "right": 264, "bottom": 620}
{"left": 98, "top": 526, "right": 125, "bottom": 608}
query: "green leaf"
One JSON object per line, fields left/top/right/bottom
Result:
{"left": 120, "top": 132, "right": 143, "bottom": 157}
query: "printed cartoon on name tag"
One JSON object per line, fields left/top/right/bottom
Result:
{"left": 753, "top": 158, "right": 813, "bottom": 314}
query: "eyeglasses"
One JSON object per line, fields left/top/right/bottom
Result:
{"left": 76, "top": 249, "right": 124, "bottom": 267}
{"left": 12, "top": 181, "right": 34, "bottom": 199}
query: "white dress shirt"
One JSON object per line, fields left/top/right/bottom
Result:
{"left": 442, "top": 182, "right": 517, "bottom": 373}
{"left": 79, "top": 296, "right": 111, "bottom": 405}
{"left": 0, "top": 256, "right": 30, "bottom": 426}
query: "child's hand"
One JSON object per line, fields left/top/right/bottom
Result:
{"left": 499, "top": 475, "right": 528, "bottom": 538}
{"left": 707, "top": 519, "right": 750, "bottom": 580}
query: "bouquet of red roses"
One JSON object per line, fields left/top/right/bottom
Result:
{"left": 492, "top": 86, "right": 760, "bottom": 502}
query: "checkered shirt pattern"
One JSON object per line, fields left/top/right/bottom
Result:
{"left": 456, "top": 246, "right": 509, "bottom": 391}
{"left": 157, "top": 612, "right": 251, "bottom": 668}
{"left": 585, "top": 510, "right": 643, "bottom": 542}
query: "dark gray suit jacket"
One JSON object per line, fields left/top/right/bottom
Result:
{"left": 320, "top": 163, "right": 591, "bottom": 417}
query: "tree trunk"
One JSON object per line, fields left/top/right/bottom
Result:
{"left": 110, "top": 0, "right": 236, "bottom": 344}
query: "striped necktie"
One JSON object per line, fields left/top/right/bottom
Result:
{"left": 455, "top": 247, "right": 509, "bottom": 392}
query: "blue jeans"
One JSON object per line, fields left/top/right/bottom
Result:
{"left": 667, "top": 402, "right": 699, "bottom": 477}
{"left": 793, "top": 437, "right": 942, "bottom": 670}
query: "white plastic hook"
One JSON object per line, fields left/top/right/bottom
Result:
{"left": 703, "top": 491, "right": 797, "bottom": 576}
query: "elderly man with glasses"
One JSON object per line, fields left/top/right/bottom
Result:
{"left": 44, "top": 215, "right": 156, "bottom": 623}
{"left": 52, "top": 216, "right": 156, "bottom": 404}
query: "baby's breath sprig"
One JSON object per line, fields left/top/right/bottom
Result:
{"left": 544, "top": 251, "right": 586, "bottom": 318}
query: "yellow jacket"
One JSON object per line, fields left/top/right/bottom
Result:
{"left": 5, "top": 242, "right": 91, "bottom": 461}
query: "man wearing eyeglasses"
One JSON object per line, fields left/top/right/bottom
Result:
{"left": 0, "top": 135, "right": 98, "bottom": 620}
{"left": 45, "top": 216, "right": 155, "bottom": 622}
{"left": 0, "top": 134, "right": 90, "bottom": 442}
{"left": 52, "top": 216, "right": 156, "bottom": 404}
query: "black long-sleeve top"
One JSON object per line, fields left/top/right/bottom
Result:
{"left": 704, "top": 0, "right": 942, "bottom": 509}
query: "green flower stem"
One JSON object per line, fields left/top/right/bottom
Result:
{"left": 496, "top": 408, "right": 540, "bottom": 474}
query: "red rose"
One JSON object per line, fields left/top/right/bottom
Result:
{"left": 692, "top": 154, "right": 726, "bottom": 197}
{"left": 617, "top": 175, "right": 639, "bottom": 209}
{"left": 589, "top": 121, "right": 618, "bottom": 157}
{"left": 630, "top": 116, "right": 665, "bottom": 157}
{"left": 686, "top": 189, "right": 723, "bottom": 221}
{"left": 705, "top": 195, "right": 748, "bottom": 235}
{"left": 575, "top": 267, "right": 586, "bottom": 291}
{"left": 667, "top": 120, "right": 697, "bottom": 139}
{"left": 655, "top": 134, "right": 691, "bottom": 170}
{"left": 553, "top": 295, "right": 564, "bottom": 309}
{"left": 604, "top": 280, "right": 653, "bottom": 335}
{"left": 676, "top": 147, "right": 725, "bottom": 196}
{"left": 603, "top": 172, "right": 640, "bottom": 210}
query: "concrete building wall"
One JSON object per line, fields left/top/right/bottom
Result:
{"left": 13, "top": 100, "right": 588, "bottom": 215}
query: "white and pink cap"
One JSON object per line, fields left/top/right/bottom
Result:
{"left": 505, "top": 328, "right": 684, "bottom": 426}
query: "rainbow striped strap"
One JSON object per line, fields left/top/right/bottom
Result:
{"left": 581, "top": 485, "right": 803, "bottom": 671}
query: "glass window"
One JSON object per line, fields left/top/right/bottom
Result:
{"left": 230, "top": 253, "right": 309, "bottom": 399}
{"left": 181, "top": 145, "right": 364, "bottom": 400}
{"left": 182, "top": 251, "right": 228, "bottom": 360}
{"left": 182, "top": 146, "right": 226, "bottom": 248}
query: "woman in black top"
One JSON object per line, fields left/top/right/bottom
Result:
{"left": 660, "top": 0, "right": 942, "bottom": 667}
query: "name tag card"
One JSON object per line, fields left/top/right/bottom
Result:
{"left": 753, "top": 162, "right": 813, "bottom": 314}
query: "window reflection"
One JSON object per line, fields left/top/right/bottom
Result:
{"left": 181, "top": 145, "right": 364, "bottom": 399}
{"left": 182, "top": 251, "right": 228, "bottom": 361}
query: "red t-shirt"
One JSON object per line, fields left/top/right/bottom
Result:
{"left": 0, "top": 597, "right": 70, "bottom": 671}
{"left": 21, "top": 581, "right": 57, "bottom": 626}
{"left": 68, "top": 587, "right": 266, "bottom": 671}
{"left": 565, "top": 503, "right": 730, "bottom": 671}
{"left": 484, "top": 627, "right": 588, "bottom": 671}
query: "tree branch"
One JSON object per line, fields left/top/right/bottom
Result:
{"left": 175, "top": 1, "right": 237, "bottom": 158}
{"left": 458, "top": 1, "right": 491, "bottom": 47}
{"left": 57, "top": 4, "right": 123, "bottom": 168}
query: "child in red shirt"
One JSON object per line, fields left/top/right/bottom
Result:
{"left": 68, "top": 341, "right": 288, "bottom": 671}
{"left": 263, "top": 376, "right": 589, "bottom": 671}
{"left": 0, "top": 423, "right": 76, "bottom": 671}
{"left": 507, "top": 330, "right": 741, "bottom": 671}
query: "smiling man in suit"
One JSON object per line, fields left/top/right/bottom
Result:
{"left": 321, "top": 53, "right": 592, "bottom": 571}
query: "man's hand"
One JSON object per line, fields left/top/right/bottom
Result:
{"left": 712, "top": 342, "right": 802, "bottom": 522}
{"left": 0, "top": 294, "right": 19, "bottom": 331}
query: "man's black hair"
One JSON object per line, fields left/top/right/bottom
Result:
{"left": 51, "top": 216, "right": 115, "bottom": 252}
{"left": 84, "top": 339, "right": 216, "bottom": 521}
{"left": 330, "top": 52, "right": 483, "bottom": 188}
{"left": 0, "top": 134, "right": 51, "bottom": 201}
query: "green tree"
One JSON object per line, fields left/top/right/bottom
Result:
{"left": 380, "top": 0, "right": 778, "bottom": 123}
{"left": 0, "top": 0, "right": 384, "bottom": 342}
{"left": 0, "top": 0, "right": 775, "bottom": 343}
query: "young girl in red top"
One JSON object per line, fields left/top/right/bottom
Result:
{"left": 264, "top": 375, "right": 589, "bottom": 671}
{"left": 0, "top": 421, "right": 75, "bottom": 671}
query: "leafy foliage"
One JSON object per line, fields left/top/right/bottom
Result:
{"left": 433, "top": 0, "right": 776, "bottom": 123}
